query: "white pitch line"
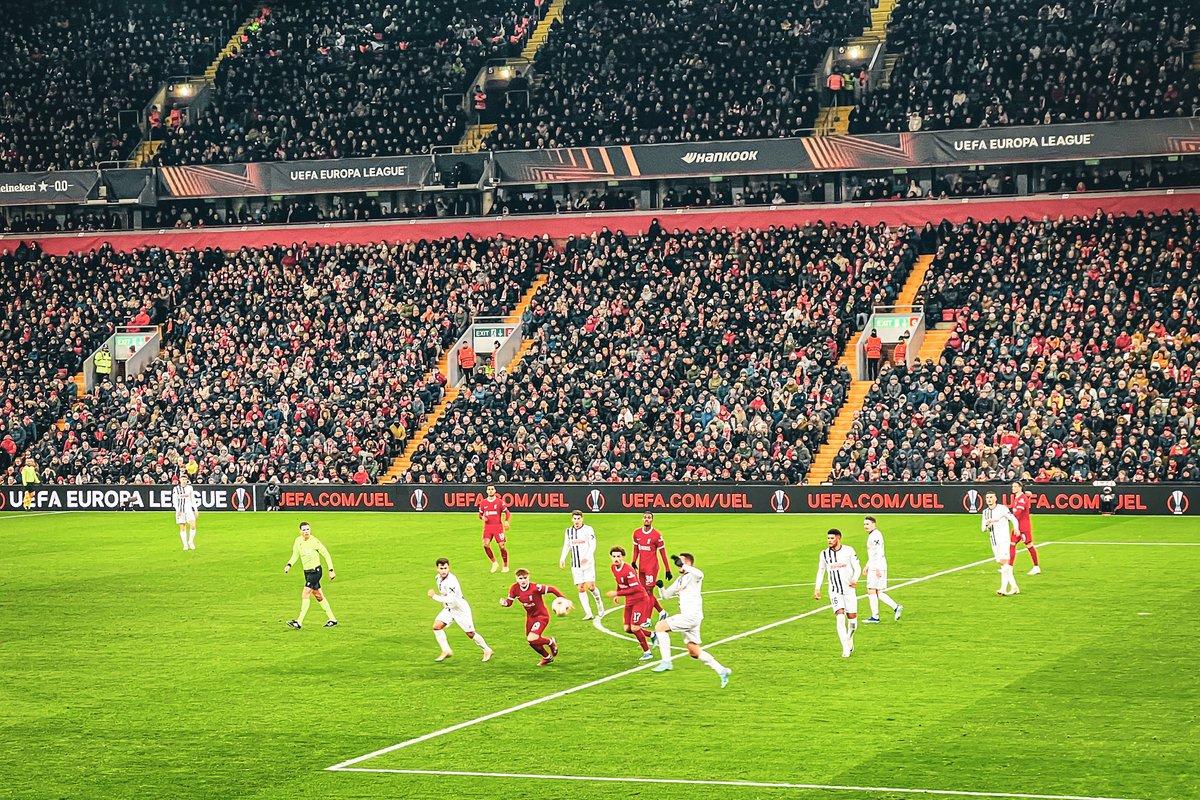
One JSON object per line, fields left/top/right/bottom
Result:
{"left": 0, "top": 511, "right": 70, "bottom": 520}
{"left": 1050, "top": 541, "right": 1200, "bottom": 546}
{"left": 330, "top": 767, "right": 1142, "bottom": 800}
{"left": 326, "top": 552, "right": 1007, "bottom": 772}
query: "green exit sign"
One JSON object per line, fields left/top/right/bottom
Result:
{"left": 873, "top": 313, "right": 920, "bottom": 329}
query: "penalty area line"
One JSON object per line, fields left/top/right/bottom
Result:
{"left": 325, "top": 552, "right": 1009, "bottom": 772}
{"left": 329, "top": 768, "right": 1142, "bottom": 800}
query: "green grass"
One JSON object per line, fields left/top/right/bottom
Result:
{"left": 1, "top": 510, "right": 1197, "bottom": 800}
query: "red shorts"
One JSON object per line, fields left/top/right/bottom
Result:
{"left": 525, "top": 614, "right": 549, "bottom": 636}
{"left": 483, "top": 528, "right": 507, "bottom": 545}
{"left": 640, "top": 571, "right": 660, "bottom": 594}
{"left": 623, "top": 599, "right": 651, "bottom": 629}
{"left": 1011, "top": 529, "right": 1034, "bottom": 545}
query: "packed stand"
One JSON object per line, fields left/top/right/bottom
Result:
{"left": 0, "top": 240, "right": 210, "bottom": 477}
{"left": 155, "top": 0, "right": 542, "bottom": 165}
{"left": 26, "top": 236, "right": 548, "bottom": 484}
{"left": 831, "top": 210, "right": 1200, "bottom": 483}
{"left": 405, "top": 220, "right": 918, "bottom": 483}
{"left": 485, "top": 0, "right": 869, "bottom": 150}
{"left": 0, "top": 0, "right": 246, "bottom": 172}
{"left": 849, "top": 0, "right": 1199, "bottom": 135}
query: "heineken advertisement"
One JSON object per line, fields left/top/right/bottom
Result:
{"left": 1, "top": 118, "right": 1197, "bottom": 206}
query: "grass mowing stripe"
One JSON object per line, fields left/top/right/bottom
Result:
{"left": 327, "top": 552, "right": 1011, "bottom": 771}
{"left": 329, "top": 767, "right": 1144, "bottom": 800}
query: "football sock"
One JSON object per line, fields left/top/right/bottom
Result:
{"left": 298, "top": 596, "right": 311, "bottom": 624}
{"left": 483, "top": 545, "right": 495, "bottom": 563}
{"left": 500, "top": 547, "right": 508, "bottom": 567}
{"left": 869, "top": 594, "right": 880, "bottom": 617}
{"left": 1009, "top": 543, "right": 1018, "bottom": 564}
{"left": 318, "top": 597, "right": 335, "bottom": 620}
{"left": 633, "top": 627, "right": 650, "bottom": 651}
{"left": 187, "top": 528, "right": 196, "bottom": 548}
{"left": 848, "top": 617, "right": 858, "bottom": 635}
{"left": 878, "top": 591, "right": 898, "bottom": 610}
{"left": 590, "top": 587, "right": 604, "bottom": 613}
{"left": 1006, "top": 566, "right": 1019, "bottom": 593}
{"left": 470, "top": 633, "right": 489, "bottom": 650}
{"left": 179, "top": 529, "right": 188, "bottom": 548}
{"left": 657, "top": 630, "right": 671, "bottom": 662}
{"left": 434, "top": 629, "right": 450, "bottom": 652}
{"left": 651, "top": 595, "right": 663, "bottom": 612}
{"left": 836, "top": 614, "right": 848, "bottom": 646}
{"left": 697, "top": 650, "right": 725, "bottom": 673}
{"left": 578, "top": 591, "right": 593, "bottom": 616}
{"left": 1028, "top": 546, "right": 1039, "bottom": 566}
{"left": 529, "top": 641, "right": 548, "bottom": 656}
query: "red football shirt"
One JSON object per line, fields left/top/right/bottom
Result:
{"left": 478, "top": 496, "right": 511, "bottom": 533}
{"left": 507, "top": 582, "right": 561, "bottom": 617}
{"left": 631, "top": 526, "right": 665, "bottom": 573}
{"left": 611, "top": 562, "right": 650, "bottom": 605}
{"left": 1011, "top": 493, "right": 1032, "bottom": 534}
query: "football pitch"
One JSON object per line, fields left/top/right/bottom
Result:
{"left": 1, "top": 510, "right": 1197, "bottom": 800}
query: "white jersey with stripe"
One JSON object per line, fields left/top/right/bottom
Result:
{"left": 171, "top": 485, "right": 199, "bottom": 513}
{"left": 560, "top": 524, "right": 597, "bottom": 568}
{"left": 865, "top": 529, "right": 886, "bottom": 568}
{"left": 815, "top": 545, "right": 861, "bottom": 596}
{"left": 434, "top": 572, "right": 469, "bottom": 613}
{"left": 662, "top": 566, "right": 705, "bottom": 618}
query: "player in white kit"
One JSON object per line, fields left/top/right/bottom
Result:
{"left": 559, "top": 509, "right": 604, "bottom": 620}
{"left": 983, "top": 492, "right": 1020, "bottom": 596}
{"left": 861, "top": 516, "right": 902, "bottom": 623}
{"left": 814, "top": 529, "right": 862, "bottom": 657}
{"left": 429, "top": 558, "right": 493, "bottom": 662}
{"left": 171, "top": 476, "right": 200, "bottom": 550}
{"left": 651, "top": 553, "right": 731, "bottom": 687}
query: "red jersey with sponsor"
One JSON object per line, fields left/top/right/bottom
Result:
{"left": 1011, "top": 493, "right": 1032, "bottom": 534}
{"left": 478, "top": 496, "right": 511, "bottom": 533}
{"left": 632, "top": 526, "right": 665, "bottom": 574}
{"left": 507, "top": 582, "right": 561, "bottom": 618}
{"left": 611, "top": 562, "right": 650, "bottom": 606}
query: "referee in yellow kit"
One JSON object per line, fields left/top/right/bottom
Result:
{"left": 283, "top": 521, "right": 338, "bottom": 629}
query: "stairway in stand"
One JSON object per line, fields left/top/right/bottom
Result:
{"left": 813, "top": 0, "right": 900, "bottom": 137}
{"left": 917, "top": 329, "right": 954, "bottom": 362}
{"left": 454, "top": 124, "right": 496, "bottom": 154}
{"left": 382, "top": 275, "right": 549, "bottom": 482}
{"left": 803, "top": 252, "right": 933, "bottom": 483}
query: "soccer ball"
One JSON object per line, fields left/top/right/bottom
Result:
{"left": 551, "top": 597, "right": 573, "bottom": 616}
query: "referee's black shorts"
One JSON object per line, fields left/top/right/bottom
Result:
{"left": 304, "top": 566, "right": 323, "bottom": 590}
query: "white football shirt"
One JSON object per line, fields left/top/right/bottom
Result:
{"left": 663, "top": 566, "right": 705, "bottom": 618}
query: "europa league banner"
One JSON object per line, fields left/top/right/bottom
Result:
{"left": 4, "top": 483, "right": 1194, "bottom": 516}
{"left": 0, "top": 170, "right": 98, "bottom": 206}
{"left": 158, "top": 155, "right": 434, "bottom": 199}
{"left": 1, "top": 484, "right": 256, "bottom": 512}
{"left": 493, "top": 117, "right": 1200, "bottom": 184}
{"left": 273, "top": 483, "right": 1199, "bottom": 517}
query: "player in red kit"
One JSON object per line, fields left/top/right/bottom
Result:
{"left": 1009, "top": 481, "right": 1041, "bottom": 574}
{"left": 632, "top": 512, "right": 672, "bottom": 621}
{"left": 478, "top": 484, "right": 512, "bottom": 573}
{"left": 606, "top": 547, "right": 655, "bottom": 661}
{"left": 500, "top": 569, "right": 564, "bottom": 665}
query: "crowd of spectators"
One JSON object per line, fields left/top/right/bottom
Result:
{"left": 485, "top": 0, "right": 870, "bottom": 150}
{"left": 849, "top": 0, "right": 1199, "bottom": 134}
{"left": 0, "top": 0, "right": 246, "bottom": 172}
{"left": 405, "top": 220, "right": 918, "bottom": 483}
{"left": 154, "top": 0, "right": 542, "bottom": 166}
{"left": 23, "top": 235, "right": 548, "bottom": 484}
{"left": 0, "top": 239, "right": 208, "bottom": 475}
{"left": 832, "top": 210, "right": 1200, "bottom": 483}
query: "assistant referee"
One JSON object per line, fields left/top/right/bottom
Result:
{"left": 283, "top": 521, "right": 338, "bottom": 629}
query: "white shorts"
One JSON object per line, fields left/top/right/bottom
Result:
{"left": 435, "top": 606, "right": 476, "bottom": 633}
{"left": 830, "top": 590, "right": 859, "bottom": 615}
{"left": 571, "top": 564, "right": 596, "bottom": 585}
{"left": 664, "top": 612, "right": 703, "bottom": 644}
{"left": 865, "top": 565, "right": 888, "bottom": 591}
{"left": 989, "top": 531, "right": 1009, "bottom": 563}
{"left": 175, "top": 509, "right": 197, "bottom": 525}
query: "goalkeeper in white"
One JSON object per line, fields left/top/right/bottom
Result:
{"left": 429, "top": 558, "right": 493, "bottom": 662}
{"left": 983, "top": 491, "right": 1020, "bottom": 596}
{"left": 651, "top": 553, "right": 731, "bottom": 687}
